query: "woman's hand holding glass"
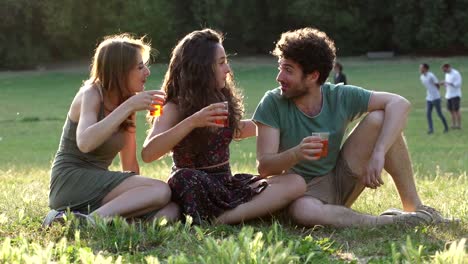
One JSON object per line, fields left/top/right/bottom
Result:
{"left": 129, "top": 90, "right": 166, "bottom": 112}
{"left": 189, "top": 102, "right": 228, "bottom": 128}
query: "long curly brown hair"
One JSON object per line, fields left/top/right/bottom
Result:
{"left": 161, "top": 28, "right": 244, "bottom": 150}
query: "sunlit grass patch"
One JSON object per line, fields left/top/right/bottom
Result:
{"left": 1, "top": 57, "right": 467, "bottom": 262}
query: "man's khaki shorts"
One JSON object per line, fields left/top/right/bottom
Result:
{"left": 305, "top": 154, "right": 364, "bottom": 206}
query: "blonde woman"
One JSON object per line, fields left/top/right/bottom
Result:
{"left": 43, "top": 34, "right": 179, "bottom": 226}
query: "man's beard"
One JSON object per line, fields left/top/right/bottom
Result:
{"left": 281, "top": 85, "right": 308, "bottom": 99}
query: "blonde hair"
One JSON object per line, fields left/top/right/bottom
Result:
{"left": 86, "top": 33, "right": 151, "bottom": 129}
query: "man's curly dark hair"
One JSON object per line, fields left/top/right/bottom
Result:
{"left": 272, "top": 28, "right": 336, "bottom": 84}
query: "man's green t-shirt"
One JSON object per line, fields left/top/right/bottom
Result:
{"left": 252, "top": 83, "right": 372, "bottom": 182}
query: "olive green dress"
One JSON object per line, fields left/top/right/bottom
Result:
{"left": 49, "top": 103, "right": 136, "bottom": 213}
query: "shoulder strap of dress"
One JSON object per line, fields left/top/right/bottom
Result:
{"left": 96, "top": 83, "right": 105, "bottom": 120}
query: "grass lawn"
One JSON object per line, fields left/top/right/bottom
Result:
{"left": 0, "top": 56, "right": 466, "bottom": 263}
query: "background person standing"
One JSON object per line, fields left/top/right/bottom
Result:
{"left": 333, "top": 62, "right": 347, "bottom": 85}
{"left": 440, "top": 63, "right": 462, "bottom": 129}
{"left": 419, "top": 63, "right": 448, "bottom": 134}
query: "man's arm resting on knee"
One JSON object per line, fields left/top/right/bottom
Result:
{"left": 255, "top": 122, "right": 299, "bottom": 178}
{"left": 364, "top": 92, "right": 411, "bottom": 186}
{"left": 368, "top": 91, "right": 411, "bottom": 154}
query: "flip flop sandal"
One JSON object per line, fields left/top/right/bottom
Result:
{"left": 379, "top": 208, "right": 404, "bottom": 216}
{"left": 416, "top": 205, "right": 460, "bottom": 224}
{"left": 70, "top": 211, "right": 96, "bottom": 227}
{"left": 393, "top": 210, "right": 433, "bottom": 226}
{"left": 41, "top": 210, "right": 65, "bottom": 228}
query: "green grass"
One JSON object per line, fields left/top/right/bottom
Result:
{"left": 0, "top": 56, "right": 467, "bottom": 263}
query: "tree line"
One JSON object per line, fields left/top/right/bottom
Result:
{"left": 1, "top": 0, "right": 467, "bottom": 69}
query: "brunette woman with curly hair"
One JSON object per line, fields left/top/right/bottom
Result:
{"left": 142, "top": 28, "right": 305, "bottom": 224}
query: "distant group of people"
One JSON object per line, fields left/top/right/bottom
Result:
{"left": 419, "top": 63, "right": 462, "bottom": 134}
{"left": 43, "top": 27, "right": 454, "bottom": 229}
{"left": 334, "top": 61, "right": 463, "bottom": 135}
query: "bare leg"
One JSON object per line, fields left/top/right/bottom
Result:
{"left": 450, "top": 111, "right": 457, "bottom": 127}
{"left": 383, "top": 135, "right": 422, "bottom": 211}
{"left": 123, "top": 201, "right": 180, "bottom": 223}
{"left": 342, "top": 111, "right": 422, "bottom": 211}
{"left": 455, "top": 111, "right": 461, "bottom": 128}
{"left": 150, "top": 202, "right": 181, "bottom": 222}
{"left": 215, "top": 174, "right": 306, "bottom": 224}
{"left": 289, "top": 197, "right": 393, "bottom": 227}
{"left": 287, "top": 111, "right": 433, "bottom": 227}
{"left": 93, "top": 176, "right": 172, "bottom": 218}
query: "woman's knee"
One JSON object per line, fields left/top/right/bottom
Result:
{"left": 132, "top": 176, "right": 172, "bottom": 204}
{"left": 150, "top": 180, "right": 172, "bottom": 204}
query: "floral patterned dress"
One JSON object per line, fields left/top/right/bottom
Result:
{"left": 168, "top": 126, "right": 267, "bottom": 224}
